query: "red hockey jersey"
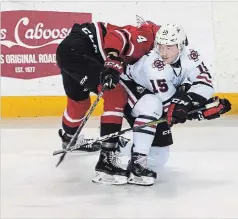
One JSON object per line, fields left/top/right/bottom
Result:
{"left": 94, "top": 22, "right": 160, "bottom": 64}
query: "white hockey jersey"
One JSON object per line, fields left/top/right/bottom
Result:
{"left": 121, "top": 47, "right": 214, "bottom": 111}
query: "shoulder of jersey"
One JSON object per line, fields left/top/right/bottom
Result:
{"left": 145, "top": 50, "right": 165, "bottom": 66}
{"left": 181, "top": 46, "right": 202, "bottom": 67}
{"left": 144, "top": 50, "right": 169, "bottom": 75}
{"left": 138, "top": 23, "right": 156, "bottom": 38}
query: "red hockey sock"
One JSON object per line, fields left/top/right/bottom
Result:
{"left": 62, "top": 97, "right": 91, "bottom": 135}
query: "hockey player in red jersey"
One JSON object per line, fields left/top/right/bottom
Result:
{"left": 56, "top": 19, "right": 160, "bottom": 178}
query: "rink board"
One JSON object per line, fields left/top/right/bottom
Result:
{"left": 1, "top": 93, "right": 238, "bottom": 118}
{"left": 1, "top": 3, "right": 238, "bottom": 118}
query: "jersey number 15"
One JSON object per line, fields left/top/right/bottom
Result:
{"left": 150, "top": 79, "right": 168, "bottom": 93}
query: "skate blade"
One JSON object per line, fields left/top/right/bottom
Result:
{"left": 65, "top": 151, "right": 99, "bottom": 158}
{"left": 70, "top": 150, "right": 99, "bottom": 154}
{"left": 92, "top": 171, "right": 127, "bottom": 185}
{"left": 127, "top": 173, "right": 155, "bottom": 186}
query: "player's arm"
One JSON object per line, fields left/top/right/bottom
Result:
{"left": 186, "top": 60, "right": 214, "bottom": 104}
{"left": 167, "top": 56, "right": 215, "bottom": 126}
{"left": 167, "top": 59, "right": 232, "bottom": 125}
{"left": 185, "top": 60, "right": 231, "bottom": 120}
{"left": 188, "top": 96, "right": 232, "bottom": 121}
{"left": 104, "top": 29, "right": 129, "bottom": 57}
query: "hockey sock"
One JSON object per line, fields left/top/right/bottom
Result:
{"left": 62, "top": 97, "right": 90, "bottom": 135}
{"left": 133, "top": 115, "right": 158, "bottom": 155}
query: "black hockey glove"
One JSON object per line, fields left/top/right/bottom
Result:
{"left": 167, "top": 92, "right": 193, "bottom": 127}
{"left": 189, "top": 97, "right": 232, "bottom": 121}
{"left": 100, "top": 55, "right": 124, "bottom": 90}
{"left": 177, "top": 83, "right": 192, "bottom": 93}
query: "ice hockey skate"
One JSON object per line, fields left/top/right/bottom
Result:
{"left": 92, "top": 143, "right": 128, "bottom": 185}
{"left": 58, "top": 129, "right": 101, "bottom": 152}
{"left": 127, "top": 152, "right": 157, "bottom": 186}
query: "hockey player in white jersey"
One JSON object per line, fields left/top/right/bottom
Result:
{"left": 92, "top": 24, "right": 231, "bottom": 186}
{"left": 117, "top": 24, "right": 231, "bottom": 186}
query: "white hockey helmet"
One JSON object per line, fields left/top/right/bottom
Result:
{"left": 154, "top": 24, "right": 188, "bottom": 53}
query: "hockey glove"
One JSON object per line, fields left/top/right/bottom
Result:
{"left": 196, "top": 97, "right": 231, "bottom": 120}
{"left": 100, "top": 55, "right": 124, "bottom": 90}
{"left": 176, "top": 83, "right": 192, "bottom": 93}
{"left": 167, "top": 92, "right": 193, "bottom": 126}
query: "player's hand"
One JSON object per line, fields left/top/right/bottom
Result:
{"left": 176, "top": 83, "right": 191, "bottom": 93}
{"left": 197, "top": 97, "right": 231, "bottom": 120}
{"left": 167, "top": 92, "right": 193, "bottom": 126}
{"left": 100, "top": 55, "right": 124, "bottom": 90}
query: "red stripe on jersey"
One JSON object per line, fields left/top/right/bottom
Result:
{"left": 122, "top": 29, "right": 135, "bottom": 57}
{"left": 114, "top": 30, "right": 127, "bottom": 53}
{"left": 197, "top": 75, "right": 212, "bottom": 84}
{"left": 128, "top": 95, "right": 136, "bottom": 106}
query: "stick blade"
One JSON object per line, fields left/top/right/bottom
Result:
{"left": 55, "top": 153, "right": 66, "bottom": 167}
{"left": 53, "top": 149, "right": 64, "bottom": 156}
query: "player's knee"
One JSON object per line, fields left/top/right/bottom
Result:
{"left": 132, "top": 94, "right": 163, "bottom": 119}
{"left": 61, "top": 70, "right": 90, "bottom": 102}
{"left": 101, "top": 85, "right": 127, "bottom": 124}
{"left": 148, "top": 146, "right": 170, "bottom": 172}
{"left": 65, "top": 87, "right": 90, "bottom": 102}
{"left": 65, "top": 97, "right": 91, "bottom": 118}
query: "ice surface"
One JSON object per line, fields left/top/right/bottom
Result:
{"left": 1, "top": 116, "right": 238, "bottom": 218}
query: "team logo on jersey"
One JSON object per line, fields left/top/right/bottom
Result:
{"left": 136, "top": 86, "right": 146, "bottom": 94}
{"left": 188, "top": 49, "right": 200, "bottom": 62}
{"left": 152, "top": 58, "right": 165, "bottom": 71}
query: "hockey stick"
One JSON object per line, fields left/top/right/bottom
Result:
{"left": 53, "top": 97, "right": 220, "bottom": 156}
{"left": 55, "top": 83, "right": 108, "bottom": 167}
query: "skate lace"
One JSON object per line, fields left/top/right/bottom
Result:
{"left": 118, "top": 136, "right": 130, "bottom": 148}
{"left": 109, "top": 151, "right": 122, "bottom": 168}
{"left": 134, "top": 155, "right": 148, "bottom": 169}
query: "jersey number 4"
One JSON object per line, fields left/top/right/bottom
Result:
{"left": 137, "top": 35, "right": 147, "bottom": 43}
{"left": 150, "top": 79, "right": 168, "bottom": 93}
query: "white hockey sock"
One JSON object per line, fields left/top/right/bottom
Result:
{"left": 133, "top": 116, "right": 157, "bottom": 155}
